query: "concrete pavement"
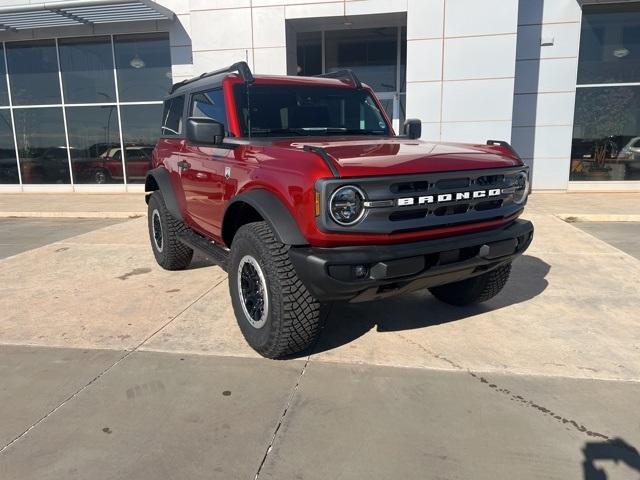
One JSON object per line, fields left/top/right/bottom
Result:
{"left": 574, "top": 222, "right": 640, "bottom": 260}
{"left": 0, "top": 218, "right": 123, "bottom": 259}
{"left": 1, "top": 196, "right": 640, "bottom": 479}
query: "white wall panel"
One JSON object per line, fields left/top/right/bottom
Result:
{"left": 444, "top": 34, "right": 517, "bottom": 80}
{"left": 444, "top": 0, "right": 518, "bottom": 37}
{"left": 511, "top": 125, "right": 573, "bottom": 160}
{"left": 252, "top": 6, "right": 286, "bottom": 48}
{"left": 253, "top": 47, "right": 287, "bottom": 74}
{"left": 193, "top": 48, "right": 254, "bottom": 72}
{"left": 442, "top": 78, "right": 515, "bottom": 122}
{"left": 190, "top": 8, "right": 252, "bottom": 51}
{"left": 516, "top": 22, "right": 581, "bottom": 60}
{"left": 518, "top": 0, "right": 581, "bottom": 25}
{"left": 406, "top": 38, "right": 442, "bottom": 82}
{"left": 407, "top": 0, "right": 444, "bottom": 39}
{"left": 512, "top": 91, "right": 575, "bottom": 127}
{"left": 529, "top": 157, "right": 572, "bottom": 190}
{"left": 285, "top": 2, "right": 343, "bottom": 19}
{"left": 406, "top": 82, "right": 441, "bottom": 123}
{"left": 345, "top": 0, "right": 408, "bottom": 16}
{"left": 441, "top": 121, "right": 513, "bottom": 144}
{"left": 514, "top": 57, "right": 578, "bottom": 94}
{"left": 190, "top": 0, "right": 250, "bottom": 9}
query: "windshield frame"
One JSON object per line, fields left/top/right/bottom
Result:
{"left": 229, "top": 79, "right": 394, "bottom": 139}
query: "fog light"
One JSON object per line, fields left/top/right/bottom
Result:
{"left": 353, "top": 265, "right": 369, "bottom": 279}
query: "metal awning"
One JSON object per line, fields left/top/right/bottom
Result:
{"left": 0, "top": 0, "right": 174, "bottom": 31}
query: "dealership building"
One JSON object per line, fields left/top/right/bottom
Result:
{"left": 0, "top": 0, "right": 637, "bottom": 192}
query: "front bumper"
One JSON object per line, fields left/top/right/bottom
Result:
{"left": 289, "top": 219, "right": 534, "bottom": 303}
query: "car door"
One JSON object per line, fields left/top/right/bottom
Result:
{"left": 180, "top": 87, "right": 230, "bottom": 237}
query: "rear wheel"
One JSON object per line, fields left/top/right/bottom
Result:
{"left": 429, "top": 263, "right": 512, "bottom": 306}
{"left": 93, "top": 168, "right": 110, "bottom": 184}
{"left": 147, "top": 191, "right": 193, "bottom": 270}
{"left": 229, "top": 221, "right": 321, "bottom": 359}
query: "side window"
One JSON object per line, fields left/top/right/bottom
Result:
{"left": 191, "top": 88, "right": 228, "bottom": 133}
{"left": 161, "top": 95, "right": 185, "bottom": 136}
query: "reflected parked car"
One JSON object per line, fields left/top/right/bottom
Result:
{"left": 74, "top": 146, "right": 154, "bottom": 184}
{"left": 617, "top": 136, "right": 640, "bottom": 178}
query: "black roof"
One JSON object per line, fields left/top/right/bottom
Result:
{"left": 166, "top": 61, "right": 362, "bottom": 99}
{"left": 168, "top": 61, "right": 254, "bottom": 97}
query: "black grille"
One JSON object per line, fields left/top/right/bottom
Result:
{"left": 390, "top": 180, "right": 429, "bottom": 194}
{"left": 316, "top": 166, "right": 528, "bottom": 234}
{"left": 476, "top": 174, "right": 504, "bottom": 187}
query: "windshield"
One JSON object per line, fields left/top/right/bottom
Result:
{"left": 233, "top": 84, "right": 390, "bottom": 137}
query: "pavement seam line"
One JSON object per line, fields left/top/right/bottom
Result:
{"left": 0, "top": 278, "right": 224, "bottom": 455}
{"left": 253, "top": 355, "right": 311, "bottom": 480}
{"left": 253, "top": 303, "right": 334, "bottom": 479}
{"left": 396, "top": 334, "right": 638, "bottom": 449}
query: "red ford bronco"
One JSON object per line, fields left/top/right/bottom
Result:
{"left": 145, "top": 61, "right": 533, "bottom": 359}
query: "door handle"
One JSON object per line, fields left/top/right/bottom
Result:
{"left": 177, "top": 160, "right": 191, "bottom": 171}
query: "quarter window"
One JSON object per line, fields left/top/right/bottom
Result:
{"left": 191, "top": 89, "right": 228, "bottom": 133}
{"left": 161, "top": 96, "right": 185, "bottom": 136}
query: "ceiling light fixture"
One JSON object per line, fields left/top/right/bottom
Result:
{"left": 130, "top": 53, "right": 146, "bottom": 69}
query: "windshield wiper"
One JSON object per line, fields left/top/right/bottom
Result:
{"left": 322, "top": 128, "right": 387, "bottom": 136}
{"left": 249, "top": 128, "right": 306, "bottom": 136}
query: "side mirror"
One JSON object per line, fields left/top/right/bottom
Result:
{"left": 403, "top": 119, "right": 422, "bottom": 140}
{"left": 186, "top": 117, "right": 225, "bottom": 145}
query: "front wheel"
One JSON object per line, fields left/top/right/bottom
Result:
{"left": 429, "top": 263, "right": 512, "bottom": 306}
{"left": 229, "top": 221, "right": 321, "bottom": 359}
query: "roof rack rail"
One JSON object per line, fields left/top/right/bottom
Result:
{"left": 315, "top": 69, "right": 362, "bottom": 88}
{"left": 169, "top": 61, "right": 254, "bottom": 94}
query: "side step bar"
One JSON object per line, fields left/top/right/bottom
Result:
{"left": 178, "top": 229, "right": 230, "bottom": 271}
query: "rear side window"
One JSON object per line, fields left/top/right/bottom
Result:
{"left": 161, "top": 95, "right": 185, "bottom": 136}
{"left": 191, "top": 88, "right": 228, "bottom": 133}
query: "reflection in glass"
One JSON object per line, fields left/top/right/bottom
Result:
{"left": 114, "top": 33, "right": 171, "bottom": 102}
{"left": 571, "top": 86, "right": 640, "bottom": 181}
{"left": 14, "top": 108, "right": 69, "bottom": 184}
{"left": 66, "top": 106, "right": 122, "bottom": 184}
{"left": 0, "top": 110, "right": 18, "bottom": 183}
{"left": 120, "top": 104, "right": 162, "bottom": 183}
{"left": 296, "top": 32, "right": 322, "bottom": 76}
{"left": 578, "top": 4, "right": 640, "bottom": 85}
{"left": 0, "top": 45, "right": 9, "bottom": 106}
{"left": 6, "top": 40, "right": 61, "bottom": 106}
{"left": 59, "top": 36, "right": 116, "bottom": 104}
{"left": 325, "top": 27, "right": 400, "bottom": 92}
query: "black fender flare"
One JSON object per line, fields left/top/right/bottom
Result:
{"left": 224, "top": 189, "right": 308, "bottom": 246}
{"left": 145, "top": 167, "right": 183, "bottom": 221}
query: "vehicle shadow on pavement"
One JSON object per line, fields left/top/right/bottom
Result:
{"left": 310, "top": 255, "right": 550, "bottom": 356}
{"left": 582, "top": 438, "right": 640, "bottom": 479}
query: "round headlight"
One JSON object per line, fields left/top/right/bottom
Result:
{"left": 512, "top": 171, "right": 530, "bottom": 204}
{"left": 329, "top": 185, "right": 365, "bottom": 225}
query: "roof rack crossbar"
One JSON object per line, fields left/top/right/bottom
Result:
{"left": 315, "top": 69, "right": 362, "bottom": 88}
{"left": 169, "top": 61, "right": 254, "bottom": 94}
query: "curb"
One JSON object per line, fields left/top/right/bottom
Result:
{"left": 0, "top": 212, "right": 145, "bottom": 219}
{"left": 557, "top": 214, "right": 640, "bottom": 223}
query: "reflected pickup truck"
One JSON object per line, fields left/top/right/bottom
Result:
{"left": 145, "top": 61, "right": 533, "bottom": 359}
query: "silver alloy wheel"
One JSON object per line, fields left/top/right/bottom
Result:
{"left": 237, "top": 254, "right": 269, "bottom": 329}
{"left": 94, "top": 170, "right": 107, "bottom": 184}
{"left": 151, "top": 209, "right": 164, "bottom": 252}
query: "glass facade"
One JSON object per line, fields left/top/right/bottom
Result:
{"left": 571, "top": 4, "right": 640, "bottom": 181}
{"left": 294, "top": 26, "right": 407, "bottom": 130}
{"left": 0, "top": 32, "right": 170, "bottom": 187}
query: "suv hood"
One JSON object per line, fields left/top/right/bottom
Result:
{"left": 284, "top": 137, "right": 522, "bottom": 177}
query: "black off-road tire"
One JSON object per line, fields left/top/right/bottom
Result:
{"left": 229, "top": 221, "right": 321, "bottom": 359}
{"left": 429, "top": 263, "right": 512, "bottom": 306}
{"left": 147, "top": 191, "right": 193, "bottom": 270}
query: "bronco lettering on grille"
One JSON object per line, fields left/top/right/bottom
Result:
{"left": 396, "top": 189, "right": 502, "bottom": 206}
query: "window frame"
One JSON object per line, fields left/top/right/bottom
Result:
{"left": 188, "top": 86, "right": 229, "bottom": 135}
{"left": 160, "top": 94, "right": 186, "bottom": 138}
